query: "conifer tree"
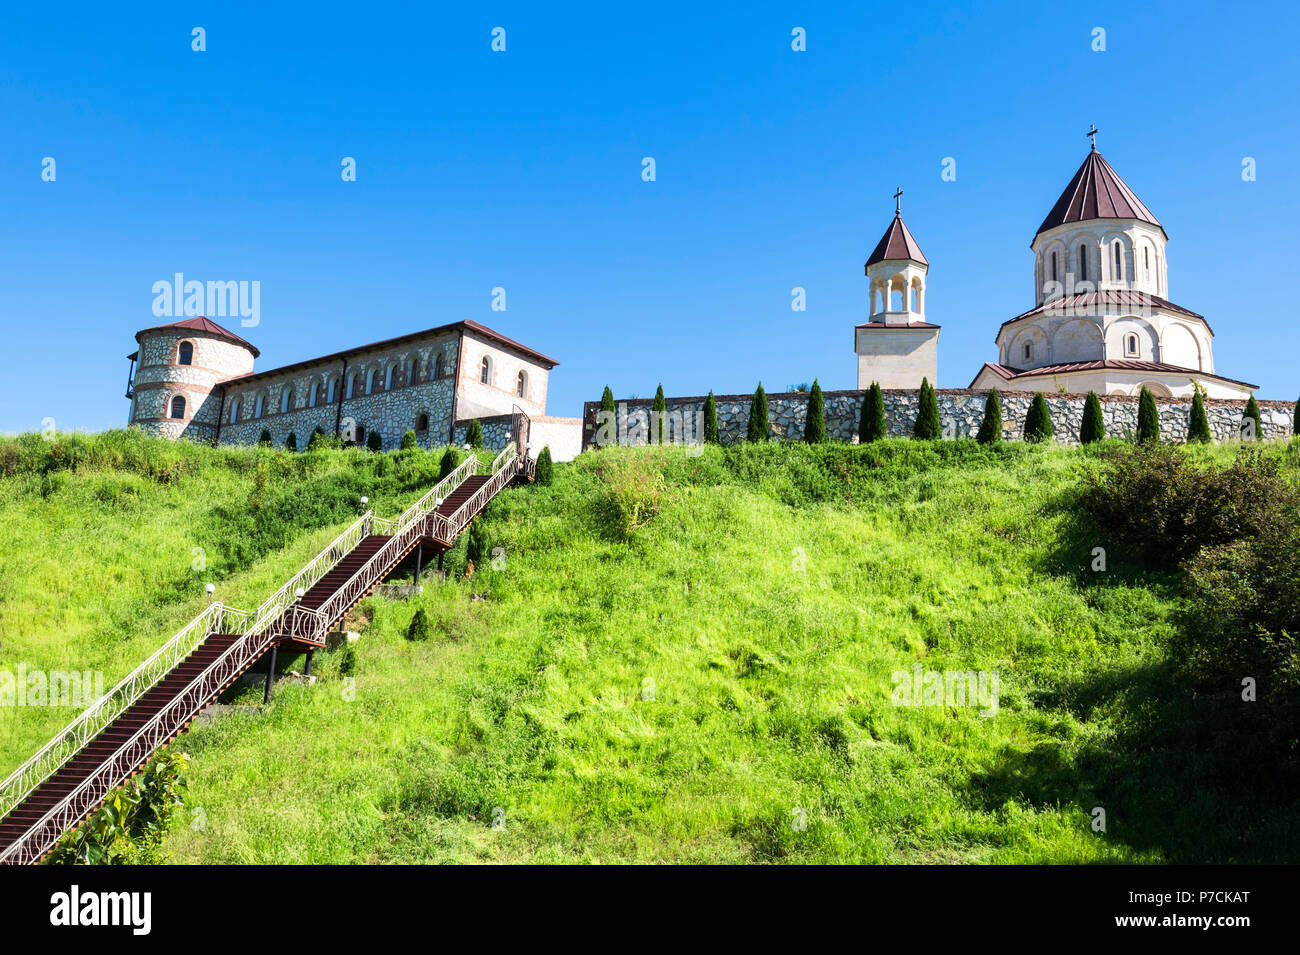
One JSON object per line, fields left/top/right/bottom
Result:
{"left": 652, "top": 384, "right": 667, "bottom": 444}
{"left": 1187, "top": 388, "right": 1212, "bottom": 444}
{"left": 1136, "top": 386, "right": 1160, "bottom": 443}
{"left": 747, "top": 383, "right": 769, "bottom": 442}
{"left": 1024, "top": 393, "right": 1054, "bottom": 443}
{"left": 859, "top": 382, "right": 885, "bottom": 443}
{"left": 1242, "top": 395, "right": 1263, "bottom": 441}
{"left": 913, "top": 378, "right": 941, "bottom": 439}
{"left": 466, "top": 418, "right": 483, "bottom": 449}
{"left": 535, "top": 445, "right": 553, "bottom": 485}
{"left": 703, "top": 391, "right": 718, "bottom": 444}
{"left": 804, "top": 379, "right": 826, "bottom": 443}
{"left": 406, "top": 608, "right": 431, "bottom": 642}
{"left": 438, "top": 447, "right": 460, "bottom": 480}
{"left": 601, "top": 386, "right": 616, "bottom": 418}
{"left": 401, "top": 429, "right": 417, "bottom": 450}
{"left": 976, "top": 388, "right": 1003, "bottom": 444}
{"left": 1079, "top": 390, "right": 1106, "bottom": 444}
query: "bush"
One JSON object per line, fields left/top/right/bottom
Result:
{"left": 307, "top": 427, "right": 326, "bottom": 451}
{"left": 1188, "top": 388, "right": 1212, "bottom": 444}
{"left": 1079, "top": 391, "right": 1105, "bottom": 444}
{"left": 703, "top": 391, "right": 718, "bottom": 444}
{"left": 258, "top": 429, "right": 272, "bottom": 446}
{"left": 438, "top": 447, "right": 461, "bottom": 480}
{"left": 598, "top": 455, "right": 667, "bottom": 537}
{"left": 339, "top": 642, "right": 358, "bottom": 677}
{"left": 535, "top": 445, "right": 553, "bottom": 485}
{"left": 913, "top": 378, "right": 941, "bottom": 440}
{"left": 976, "top": 389, "right": 1002, "bottom": 444}
{"left": 652, "top": 384, "right": 667, "bottom": 445}
{"left": 1242, "top": 396, "right": 1263, "bottom": 441}
{"left": 1024, "top": 393, "right": 1053, "bottom": 443}
{"left": 747, "top": 384, "right": 769, "bottom": 442}
{"left": 466, "top": 418, "right": 483, "bottom": 449}
{"left": 859, "top": 382, "right": 885, "bottom": 443}
{"left": 1137, "top": 386, "right": 1160, "bottom": 443}
{"left": 804, "top": 379, "right": 826, "bottom": 443}
{"left": 406, "top": 607, "right": 431, "bottom": 642}
{"left": 401, "top": 429, "right": 418, "bottom": 450}
{"left": 466, "top": 520, "right": 488, "bottom": 565}
{"left": 367, "top": 430, "right": 383, "bottom": 452}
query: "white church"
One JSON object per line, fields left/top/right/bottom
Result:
{"left": 856, "top": 133, "right": 1258, "bottom": 399}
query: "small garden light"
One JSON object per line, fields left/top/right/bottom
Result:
{"left": 205, "top": 583, "right": 215, "bottom": 604}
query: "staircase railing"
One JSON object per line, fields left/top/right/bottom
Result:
{"left": 0, "top": 615, "right": 274, "bottom": 866}
{"left": 428, "top": 442, "right": 520, "bottom": 544}
{"left": 0, "top": 602, "right": 249, "bottom": 823}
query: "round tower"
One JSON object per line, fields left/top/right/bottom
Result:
{"left": 127, "top": 317, "right": 259, "bottom": 441}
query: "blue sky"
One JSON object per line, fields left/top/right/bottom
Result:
{"left": 2, "top": 1, "right": 1297, "bottom": 434}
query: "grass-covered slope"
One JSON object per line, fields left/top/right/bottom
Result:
{"left": 156, "top": 440, "right": 1297, "bottom": 864}
{"left": 0, "top": 430, "right": 456, "bottom": 776}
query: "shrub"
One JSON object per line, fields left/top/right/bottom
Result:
{"left": 401, "top": 429, "right": 418, "bottom": 450}
{"left": 1187, "top": 388, "right": 1212, "bottom": 444}
{"left": 703, "top": 391, "right": 718, "bottom": 444}
{"left": 407, "top": 607, "right": 431, "bottom": 642}
{"left": 1024, "top": 393, "right": 1054, "bottom": 443}
{"left": 258, "top": 429, "right": 272, "bottom": 446}
{"left": 1137, "top": 386, "right": 1160, "bottom": 443}
{"left": 601, "top": 386, "right": 616, "bottom": 417}
{"left": 466, "top": 519, "right": 488, "bottom": 565}
{"left": 1080, "top": 391, "right": 1105, "bottom": 444}
{"left": 285, "top": 432, "right": 297, "bottom": 452}
{"left": 599, "top": 455, "right": 667, "bottom": 537}
{"left": 1242, "top": 396, "right": 1263, "bottom": 441}
{"left": 652, "top": 384, "right": 667, "bottom": 444}
{"left": 367, "top": 430, "right": 383, "bottom": 452}
{"left": 307, "top": 427, "right": 326, "bottom": 451}
{"left": 913, "top": 378, "right": 941, "bottom": 439}
{"left": 535, "top": 445, "right": 553, "bottom": 485}
{"left": 438, "top": 447, "right": 461, "bottom": 480}
{"left": 976, "top": 389, "right": 1003, "bottom": 444}
{"left": 804, "top": 379, "right": 826, "bottom": 443}
{"left": 339, "top": 642, "right": 358, "bottom": 677}
{"left": 859, "top": 382, "right": 885, "bottom": 443}
{"left": 747, "top": 384, "right": 769, "bottom": 442}
{"left": 466, "top": 418, "right": 483, "bottom": 449}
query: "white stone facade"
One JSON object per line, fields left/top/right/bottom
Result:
{"left": 129, "top": 329, "right": 255, "bottom": 442}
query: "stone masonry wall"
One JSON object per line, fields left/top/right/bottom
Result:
{"left": 452, "top": 415, "right": 512, "bottom": 452}
{"left": 582, "top": 389, "right": 1297, "bottom": 449}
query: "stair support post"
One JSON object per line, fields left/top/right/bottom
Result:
{"left": 263, "top": 645, "right": 278, "bottom": 704}
{"left": 414, "top": 543, "right": 423, "bottom": 585}
{"left": 304, "top": 650, "right": 314, "bottom": 677}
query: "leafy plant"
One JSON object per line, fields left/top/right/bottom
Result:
{"left": 367, "top": 430, "right": 383, "bottom": 452}
{"left": 401, "top": 430, "right": 418, "bottom": 450}
{"left": 438, "top": 447, "right": 461, "bottom": 480}
{"left": 652, "top": 384, "right": 667, "bottom": 445}
{"left": 258, "top": 429, "right": 272, "bottom": 446}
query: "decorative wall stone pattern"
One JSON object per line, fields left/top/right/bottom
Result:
{"left": 129, "top": 331, "right": 256, "bottom": 442}
{"left": 582, "top": 388, "right": 1297, "bottom": 449}
{"left": 452, "top": 415, "right": 512, "bottom": 451}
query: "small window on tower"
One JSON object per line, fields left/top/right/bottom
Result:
{"left": 170, "top": 395, "right": 186, "bottom": 419}
{"left": 516, "top": 370, "right": 527, "bottom": 398}
{"left": 1023, "top": 342, "right": 1032, "bottom": 361}
{"left": 178, "top": 341, "right": 194, "bottom": 366}
{"left": 1050, "top": 252, "right": 1058, "bottom": 282}
{"left": 1113, "top": 241, "right": 1122, "bottom": 279}
{"left": 480, "top": 356, "right": 491, "bottom": 384}
{"left": 1144, "top": 247, "right": 1150, "bottom": 276}
{"left": 1078, "top": 246, "right": 1088, "bottom": 282}
{"left": 1126, "top": 334, "right": 1139, "bottom": 356}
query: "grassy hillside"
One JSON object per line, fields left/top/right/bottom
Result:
{"left": 0, "top": 430, "right": 457, "bottom": 775}
{"left": 6, "top": 434, "right": 1296, "bottom": 863}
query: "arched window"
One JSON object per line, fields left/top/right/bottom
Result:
{"left": 1113, "top": 241, "right": 1122, "bottom": 279}
{"left": 1050, "top": 252, "right": 1058, "bottom": 282}
{"left": 1023, "top": 342, "right": 1033, "bottom": 362}
{"left": 327, "top": 378, "right": 337, "bottom": 403}
{"left": 1078, "top": 246, "right": 1088, "bottom": 282}
{"left": 366, "top": 369, "right": 377, "bottom": 394}
{"left": 355, "top": 425, "right": 366, "bottom": 445}
{"left": 1125, "top": 334, "right": 1139, "bottom": 356}
{"left": 308, "top": 381, "right": 319, "bottom": 407}
{"left": 178, "top": 341, "right": 194, "bottom": 366}
{"left": 229, "top": 400, "right": 239, "bottom": 424}
{"left": 479, "top": 356, "right": 491, "bottom": 384}
{"left": 170, "top": 395, "right": 186, "bottom": 419}
{"left": 280, "top": 388, "right": 293, "bottom": 413}
{"left": 516, "top": 370, "right": 528, "bottom": 398}
{"left": 385, "top": 365, "right": 395, "bottom": 390}
{"left": 416, "top": 413, "right": 429, "bottom": 432}
{"left": 347, "top": 373, "right": 359, "bottom": 399}
{"left": 1144, "top": 246, "right": 1151, "bottom": 276}
{"left": 434, "top": 353, "right": 445, "bottom": 379}
{"left": 408, "top": 357, "right": 418, "bottom": 385}
{"left": 255, "top": 394, "right": 265, "bottom": 418}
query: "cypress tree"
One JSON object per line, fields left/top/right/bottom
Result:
{"left": 976, "top": 388, "right": 1003, "bottom": 444}
{"left": 1187, "top": 388, "right": 1212, "bottom": 444}
{"left": 703, "top": 391, "right": 718, "bottom": 444}
{"left": 913, "top": 378, "right": 941, "bottom": 439}
{"left": 535, "top": 445, "right": 554, "bottom": 485}
{"left": 1136, "top": 386, "right": 1160, "bottom": 443}
{"left": 367, "top": 430, "right": 383, "bottom": 452}
{"left": 285, "top": 432, "right": 297, "bottom": 452}
{"left": 401, "top": 429, "right": 417, "bottom": 450}
{"left": 747, "top": 383, "right": 769, "bottom": 442}
{"left": 466, "top": 418, "right": 483, "bottom": 449}
{"left": 859, "top": 382, "right": 886, "bottom": 443}
{"left": 1024, "top": 393, "right": 1054, "bottom": 443}
{"left": 600, "top": 386, "right": 616, "bottom": 417}
{"left": 804, "top": 379, "right": 826, "bottom": 443}
{"left": 438, "top": 447, "right": 460, "bottom": 480}
{"left": 406, "top": 608, "right": 431, "bottom": 642}
{"left": 1242, "top": 395, "right": 1263, "bottom": 441}
{"left": 652, "top": 384, "right": 667, "bottom": 444}
{"left": 1079, "top": 390, "right": 1106, "bottom": 444}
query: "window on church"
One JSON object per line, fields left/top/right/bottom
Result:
{"left": 170, "top": 395, "right": 186, "bottom": 419}
{"left": 434, "top": 353, "right": 445, "bottom": 379}
{"left": 416, "top": 413, "right": 429, "bottom": 432}
{"left": 229, "top": 400, "right": 239, "bottom": 424}
{"left": 1023, "top": 342, "right": 1032, "bottom": 362}
{"left": 516, "top": 370, "right": 527, "bottom": 398}
{"left": 480, "top": 356, "right": 491, "bottom": 384}
{"left": 366, "top": 369, "right": 377, "bottom": 394}
{"left": 1144, "top": 247, "right": 1150, "bottom": 276}
{"left": 355, "top": 425, "right": 366, "bottom": 445}
{"left": 1113, "top": 241, "right": 1122, "bottom": 279}
{"left": 280, "top": 389, "right": 293, "bottom": 413}
{"left": 1050, "top": 252, "right": 1058, "bottom": 282}
{"left": 178, "top": 341, "right": 193, "bottom": 366}
{"left": 309, "top": 382, "right": 318, "bottom": 407}
{"left": 1125, "top": 334, "right": 1139, "bottom": 357}
{"left": 328, "top": 378, "right": 337, "bottom": 403}
{"left": 255, "top": 394, "right": 265, "bottom": 417}
{"left": 385, "top": 365, "right": 395, "bottom": 390}
{"left": 1078, "top": 246, "right": 1088, "bottom": 282}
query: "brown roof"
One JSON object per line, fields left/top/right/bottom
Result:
{"left": 219, "top": 319, "right": 558, "bottom": 387}
{"left": 969, "top": 359, "right": 1257, "bottom": 390}
{"left": 1036, "top": 149, "right": 1163, "bottom": 238}
{"left": 866, "top": 214, "right": 927, "bottom": 267}
{"left": 1001, "top": 291, "right": 1212, "bottom": 334}
{"left": 135, "top": 316, "right": 261, "bottom": 357}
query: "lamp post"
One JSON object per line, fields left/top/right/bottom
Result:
{"left": 205, "top": 583, "right": 215, "bottom": 605}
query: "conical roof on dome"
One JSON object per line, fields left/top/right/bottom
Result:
{"left": 1036, "top": 149, "right": 1163, "bottom": 238}
{"left": 866, "top": 214, "right": 927, "bottom": 266}
{"left": 135, "top": 316, "right": 260, "bottom": 357}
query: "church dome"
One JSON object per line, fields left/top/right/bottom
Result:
{"left": 1036, "top": 147, "right": 1164, "bottom": 239}
{"left": 866, "top": 213, "right": 928, "bottom": 266}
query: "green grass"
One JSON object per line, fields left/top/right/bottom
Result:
{"left": 6, "top": 433, "right": 1297, "bottom": 862}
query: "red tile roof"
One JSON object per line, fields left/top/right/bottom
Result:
{"left": 969, "top": 359, "right": 1257, "bottom": 390}
{"left": 866, "top": 214, "right": 927, "bottom": 267}
{"left": 1001, "top": 291, "right": 1211, "bottom": 334}
{"left": 1037, "top": 149, "right": 1163, "bottom": 238}
{"left": 135, "top": 316, "right": 261, "bottom": 357}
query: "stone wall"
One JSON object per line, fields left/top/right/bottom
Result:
{"left": 452, "top": 415, "right": 512, "bottom": 452}
{"left": 129, "top": 330, "right": 255, "bottom": 442}
{"left": 582, "top": 388, "right": 1297, "bottom": 449}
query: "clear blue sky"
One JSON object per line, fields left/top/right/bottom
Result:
{"left": 3, "top": 1, "right": 1297, "bottom": 434}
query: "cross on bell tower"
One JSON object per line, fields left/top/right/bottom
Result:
{"left": 1087, "top": 124, "right": 1098, "bottom": 151}
{"left": 893, "top": 186, "right": 903, "bottom": 215}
